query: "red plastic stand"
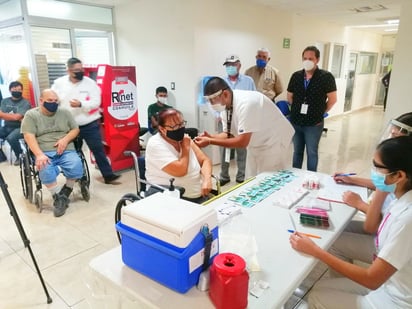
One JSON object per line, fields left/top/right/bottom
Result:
{"left": 95, "top": 65, "right": 139, "bottom": 172}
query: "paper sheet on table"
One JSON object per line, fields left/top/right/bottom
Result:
{"left": 317, "top": 175, "right": 368, "bottom": 203}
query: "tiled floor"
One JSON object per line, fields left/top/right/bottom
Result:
{"left": 0, "top": 107, "right": 385, "bottom": 308}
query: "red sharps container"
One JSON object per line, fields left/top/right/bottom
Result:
{"left": 209, "top": 253, "right": 249, "bottom": 309}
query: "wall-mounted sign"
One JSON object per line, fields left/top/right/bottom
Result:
{"left": 283, "top": 38, "right": 291, "bottom": 49}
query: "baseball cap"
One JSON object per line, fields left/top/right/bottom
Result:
{"left": 223, "top": 54, "right": 240, "bottom": 65}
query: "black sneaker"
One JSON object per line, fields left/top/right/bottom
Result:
{"left": 13, "top": 159, "right": 20, "bottom": 166}
{"left": 53, "top": 193, "right": 69, "bottom": 217}
{"left": 104, "top": 174, "right": 121, "bottom": 184}
{"left": 60, "top": 185, "right": 73, "bottom": 199}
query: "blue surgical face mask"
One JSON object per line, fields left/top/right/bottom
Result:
{"left": 43, "top": 101, "right": 58, "bottom": 113}
{"left": 256, "top": 59, "right": 267, "bottom": 68}
{"left": 226, "top": 66, "right": 238, "bottom": 76}
{"left": 370, "top": 168, "right": 396, "bottom": 193}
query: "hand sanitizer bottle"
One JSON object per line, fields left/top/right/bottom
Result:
{"left": 163, "top": 178, "right": 180, "bottom": 198}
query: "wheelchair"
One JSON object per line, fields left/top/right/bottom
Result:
{"left": 114, "top": 150, "right": 221, "bottom": 243}
{"left": 19, "top": 137, "right": 91, "bottom": 212}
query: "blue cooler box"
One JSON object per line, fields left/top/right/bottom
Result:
{"left": 116, "top": 193, "right": 219, "bottom": 293}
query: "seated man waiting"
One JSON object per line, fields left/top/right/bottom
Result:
{"left": 21, "top": 89, "right": 83, "bottom": 217}
{"left": 147, "top": 86, "right": 172, "bottom": 134}
{"left": 0, "top": 81, "right": 32, "bottom": 165}
{"left": 145, "top": 108, "right": 212, "bottom": 203}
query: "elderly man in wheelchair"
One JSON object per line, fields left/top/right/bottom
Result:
{"left": 21, "top": 89, "right": 84, "bottom": 217}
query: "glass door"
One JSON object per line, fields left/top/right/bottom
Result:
{"left": 0, "top": 24, "right": 34, "bottom": 105}
{"left": 375, "top": 52, "right": 394, "bottom": 108}
{"left": 344, "top": 53, "right": 358, "bottom": 112}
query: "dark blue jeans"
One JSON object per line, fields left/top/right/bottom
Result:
{"left": 78, "top": 120, "right": 114, "bottom": 178}
{"left": 0, "top": 126, "right": 23, "bottom": 159}
{"left": 292, "top": 122, "right": 324, "bottom": 172}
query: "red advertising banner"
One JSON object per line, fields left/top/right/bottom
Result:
{"left": 96, "top": 65, "right": 139, "bottom": 172}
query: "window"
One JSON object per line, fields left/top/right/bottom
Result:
{"left": 331, "top": 44, "right": 344, "bottom": 78}
{"left": 27, "top": 0, "right": 113, "bottom": 25}
{"left": 359, "top": 52, "right": 378, "bottom": 74}
{"left": 0, "top": 0, "right": 21, "bottom": 22}
{"left": 75, "top": 29, "right": 113, "bottom": 65}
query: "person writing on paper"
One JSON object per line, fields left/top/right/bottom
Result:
{"left": 145, "top": 108, "right": 212, "bottom": 203}
{"left": 326, "top": 113, "right": 412, "bottom": 276}
{"left": 290, "top": 135, "right": 412, "bottom": 308}
{"left": 334, "top": 112, "right": 412, "bottom": 221}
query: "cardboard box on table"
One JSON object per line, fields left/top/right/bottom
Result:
{"left": 116, "top": 193, "right": 219, "bottom": 293}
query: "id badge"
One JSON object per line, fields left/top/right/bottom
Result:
{"left": 300, "top": 103, "right": 308, "bottom": 114}
{"left": 225, "top": 148, "right": 231, "bottom": 163}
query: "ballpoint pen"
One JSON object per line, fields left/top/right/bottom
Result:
{"left": 288, "top": 212, "right": 297, "bottom": 231}
{"left": 334, "top": 173, "right": 357, "bottom": 177}
{"left": 287, "top": 229, "right": 322, "bottom": 239}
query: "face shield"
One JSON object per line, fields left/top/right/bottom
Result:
{"left": 380, "top": 119, "right": 412, "bottom": 142}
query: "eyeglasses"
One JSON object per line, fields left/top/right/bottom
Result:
{"left": 372, "top": 160, "right": 388, "bottom": 170}
{"left": 163, "top": 120, "right": 187, "bottom": 130}
{"left": 372, "top": 160, "right": 397, "bottom": 175}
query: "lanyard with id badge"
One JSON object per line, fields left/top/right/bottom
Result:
{"left": 224, "top": 106, "right": 233, "bottom": 163}
{"left": 301, "top": 78, "right": 310, "bottom": 115}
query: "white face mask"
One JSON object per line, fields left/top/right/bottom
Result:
{"left": 210, "top": 102, "right": 226, "bottom": 112}
{"left": 302, "top": 60, "right": 315, "bottom": 71}
{"left": 158, "top": 97, "right": 167, "bottom": 104}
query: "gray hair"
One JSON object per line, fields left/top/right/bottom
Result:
{"left": 257, "top": 47, "right": 271, "bottom": 57}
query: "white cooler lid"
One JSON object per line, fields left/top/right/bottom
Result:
{"left": 121, "top": 193, "right": 217, "bottom": 248}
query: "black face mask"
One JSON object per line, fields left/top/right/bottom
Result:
{"left": 73, "top": 71, "right": 84, "bottom": 81}
{"left": 11, "top": 91, "right": 22, "bottom": 99}
{"left": 166, "top": 127, "right": 185, "bottom": 141}
{"left": 43, "top": 101, "right": 58, "bottom": 113}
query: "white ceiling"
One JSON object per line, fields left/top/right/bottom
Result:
{"left": 79, "top": 0, "right": 402, "bottom": 35}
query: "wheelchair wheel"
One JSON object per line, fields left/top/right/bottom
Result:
{"left": 80, "top": 151, "right": 91, "bottom": 187}
{"left": 77, "top": 149, "right": 91, "bottom": 201}
{"left": 20, "top": 153, "right": 34, "bottom": 203}
{"left": 115, "top": 193, "right": 142, "bottom": 244}
{"left": 34, "top": 190, "right": 43, "bottom": 213}
{"left": 80, "top": 179, "right": 90, "bottom": 202}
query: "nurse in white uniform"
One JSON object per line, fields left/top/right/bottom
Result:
{"left": 194, "top": 76, "right": 294, "bottom": 178}
{"left": 290, "top": 135, "right": 412, "bottom": 308}
{"left": 330, "top": 112, "right": 412, "bottom": 266}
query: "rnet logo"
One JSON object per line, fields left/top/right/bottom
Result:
{"left": 108, "top": 80, "right": 137, "bottom": 120}
{"left": 112, "top": 89, "right": 134, "bottom": 103}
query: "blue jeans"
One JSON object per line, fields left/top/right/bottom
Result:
{"left": 0, "top": 126, "right": 23, "bottom": 158}
{"left": 39, "top": 151, "right": 83, "bottom": 185}
{"left": 78, "top": 120, "right": 114, "bottom": 178}
{"left": 292, "top": 122, "right": 324, "bottom": 171}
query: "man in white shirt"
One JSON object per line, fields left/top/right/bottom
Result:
{"left": 52, "top": 57, "right": 120, "bottom": 184}
{"left": 194, "top": 76, "right": 294, "bottom": 177}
